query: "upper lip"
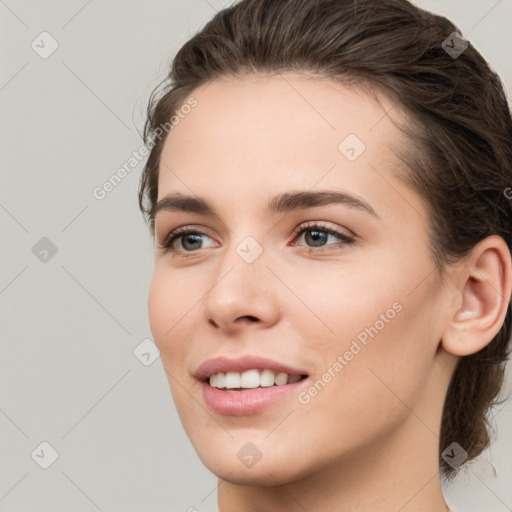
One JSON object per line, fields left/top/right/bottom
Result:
{"left": 194, "top": 355, "right": 309, "bottom": 381}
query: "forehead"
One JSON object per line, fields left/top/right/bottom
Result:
{"left": 157, "top": 73, "right": 409, "bottom": 209}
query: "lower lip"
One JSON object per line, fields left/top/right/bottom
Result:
{"left": 200, "top": 378, "right": 308, "bottom": 415}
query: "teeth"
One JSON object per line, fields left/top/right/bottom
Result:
{"left": 275, "top": 372, "right": 288, "bottom": 386}
{"left": 260, "top": 369, "right": 275, "bottom": 387}
{"left": 216, "top": 372, "right": 226, "bottom": 388}
{"left": 208, "top": 369, "right": 304, "bottom": 389}
{"left": 287, "top": 374, "right": 302, "bottom": 384}
{"left": 241, "top": 369, "right": 260, "bottom": 388}
{"left": 225, "top": 371, "right": 241, "bottom": 389}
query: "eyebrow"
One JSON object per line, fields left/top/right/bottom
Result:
{"left": 151, "top": 190, "right": 379, "bottom": 221}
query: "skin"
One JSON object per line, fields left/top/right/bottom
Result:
{"left": 147, "top": 73, "right": 512, "bottom": 512}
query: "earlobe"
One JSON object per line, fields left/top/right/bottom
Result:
{"left": 441, "top": 235, "right": 512, "bottom": 357}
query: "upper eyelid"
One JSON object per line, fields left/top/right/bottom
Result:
{"left": 159, "top": 224, "right": 215, "bottom": 243}
{"left": 293, "top": 220, "right": 355, "bottom": 236}
{"left": 161, "top": 221, "right": 349, "bottom": 238}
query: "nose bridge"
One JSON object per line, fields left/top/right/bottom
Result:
{"left": 215, "top": 226, "right": 269, "bottom": 283}
{"left": 201, "top": 231, "right": 279, "bottom": 329}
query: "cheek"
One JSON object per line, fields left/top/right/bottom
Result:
{"left": 285, "top": 262, "right": 405, "bottom": 358}
{"left": 147, "top": 272, "right": 170, "bottom": 344}
{"left": 147, "top": 270, "right": 196, "bottom": 408}
{"left": 294, "top": 260, "right": 437, "bottom": 414}
{"left": 148, "top": 265, "right": 197, "bottom": 340}
{"left": 148, "top": 268, "right": 190, "bottom": 360}
{"left": 148, "top": 266, "right": 211, "bottom": 396}
{"left": 290, "top": 310, "right": 433, "bottom": 465}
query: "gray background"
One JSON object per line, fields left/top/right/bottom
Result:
{"left": 0, "top": 1, "right": 511, "bottom": 511}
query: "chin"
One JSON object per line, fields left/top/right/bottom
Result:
{"left": 190, "top": 438, "right": 316, "bottom": 486}
{"left": 205, "top": 458, "right": 307, "bottom": 486}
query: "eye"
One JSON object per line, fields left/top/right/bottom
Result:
{"left": 291, "top": 221, "right": 355, "bottom": 251}
{"left": 158, "top": 221, "right": 355, "bottom": 256}
{"left": 159, "top": 226, "right": 217, "bottom": 254}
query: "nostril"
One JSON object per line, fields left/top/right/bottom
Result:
{"left": 237, "top": 315, "right": 259, "bottom": 323}
{"left": 209, "top": 316, "right": 259, "bottom": 328}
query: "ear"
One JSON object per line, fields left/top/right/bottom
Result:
{"left": 441, "top": 235, "right": 512, "bottom": 356}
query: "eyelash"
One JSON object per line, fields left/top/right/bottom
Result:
{"left": 159, "top": 221, "right": 356, "bottom": 257}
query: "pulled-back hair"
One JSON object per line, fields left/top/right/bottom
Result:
{"left": 138, "top": 0, "right": 512, "bottom": 480}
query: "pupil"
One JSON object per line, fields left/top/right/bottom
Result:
{"left": 306, "top": 230, "right": 327, "bottom": 247}
{"left": 183, "top": 234, "right": 202, "bottom": 250}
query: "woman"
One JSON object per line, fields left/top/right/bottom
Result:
{"left": 138, "top": 0, "right": 512, "bottom": 510}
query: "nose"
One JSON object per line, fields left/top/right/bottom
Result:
{"left": 201, "top": 241, "right": 281, "bottom": 332}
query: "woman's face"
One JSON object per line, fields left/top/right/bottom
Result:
{"left": 148, "top": 73, "right": 456, "bottom": 484}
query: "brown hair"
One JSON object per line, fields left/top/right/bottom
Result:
{"left": 138, "top": 0, "right": 512, "bottom": 480}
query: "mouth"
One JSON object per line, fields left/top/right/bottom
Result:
{"left": 194, "top": 355, "right": 310, "bottom": 415}
{"left": 205, "top": 369, "right": 308, "bottom": 391}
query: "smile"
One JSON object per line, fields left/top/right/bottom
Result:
{"left": 194, "top": 355, "right": 310, "bottom": 415}
{"left": 208, "top": 369, "right": 306, "bottom": 389}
